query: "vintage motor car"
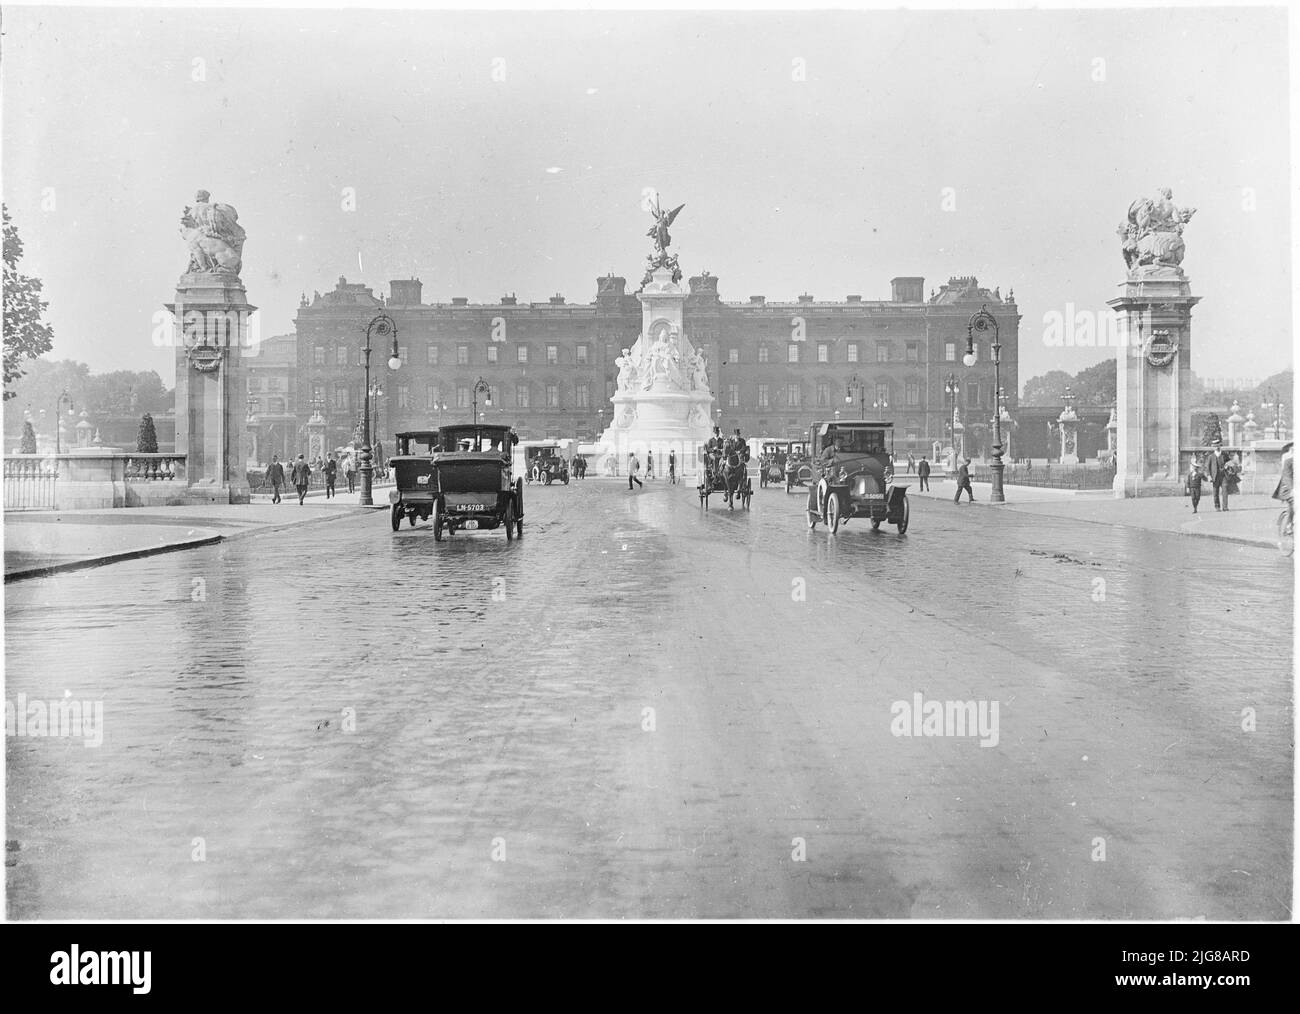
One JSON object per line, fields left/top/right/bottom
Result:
{"left": 388, "top": 424, "right": 523, "bottom": 541}
{"left": 524, "top": 445, "right": 570, "bottom": 485}
{"left": 783, "top": 440, "right": 814, "bottom": 492}
{"left": 805, "top": 420, "right": 910, "bottom": 534}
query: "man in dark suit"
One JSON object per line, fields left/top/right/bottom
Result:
{"left": 1203, "top": 439, "right": 1232, "bottom": 511}
{"left": 954, "top": 457, "right": 975, "bottom": 503}
{"left": 917, "top": 456, "right": 931, "bottom": 492}
{"left": 1273, "top": 441, "right": 1293, "bottom": 528}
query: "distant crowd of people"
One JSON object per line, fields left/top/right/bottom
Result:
{"left": 262, "top": 451, "right": 356, "bottom": 505}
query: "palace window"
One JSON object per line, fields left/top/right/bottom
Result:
{"left": 456, "top": 386, "right": 469, "bottom": 409}
{"left": 333, "top": 383, "right": 349, "bottom": 412}
{"left": 817, "top": 343, "right": 829, "bottom": 363}
{"left": 546, "top": 384, "right": 559, "bottom": 408}
{"left": 876, "top": 343, "right": 889, "bottom": 363}
{"left": 426, "top": 385, "right": 439, "bottom": 410}
{"left": 787, "top": 344, "right": 799, "bottom": 364}
{"left": 906, "top": 342, "right": 920, "bottom": 363}
{"left": 516, "top": 384, "right": 530, "bottom": 408}
{"left": 906, "top": 380, "right": 920, "bottom": 406}
{"left": 336, "top": 346, "right": 348, "bottom": 367}
{"left": 487, "top": 345, "right": 499, "bottom": 364}
{"left": 547, "top": 344, "right": 559, "bottom": 366}
{"left": 313, "top": 346, "right": 326, "bottom": 366}
{"left": 396, "top": 385, "right": 410, "bottom": 409}
{"left": 727, "top": 384, "right": 739, "bottom": 408}
{"left": 758, "top": 345, "right": 769, "bottom": 364}
{"left": 847, "top": 342, "right": 859, "bottom": 363}
{"left": 875, "top": 382, "right": 890, "bottom": 405}
{"left": 427, "top": 344, "right": 439, "bottom": 366}
{"left": 758, "top": 384, "right": 770, "bottom": 409}
{"left": 786, "top": 383, "right": 801, "bottom": 408}
{"left": 398, "top": 346, "right": 408, "bottom": 365}
{"left": 575, "top": 345, "right": 589, "bottom": 366}
{"left": 728, "top": 348, "right": 739, "bottom": 364}
{"left": 517, "top": 345, "right": 529, "bottom": 364}
{"left": 457, "top": 345, "right": 469, "bottom": 366}
{"left": 816, "top": 382, "right": 830, "bottom": 407}
{"left": 575, "top": 384, "right": 590, "bottom": 409}
{"left": 945, "top": 342, "right": 956, "bottom": 362}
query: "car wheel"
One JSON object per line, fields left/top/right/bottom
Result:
{"left": 897, "top": 494, "right": 910, "bottom": 534}
{"left": 391, "top": 504, "right": 402, "bottom": 532}
{"left": 827, "top": 492, "right": 842, "bottom": 535}
{"left": 505, "top": 500, "right": 516, "bottom": 541}
{"left": 432, "top": 499, "right": 443, "bottom": 541}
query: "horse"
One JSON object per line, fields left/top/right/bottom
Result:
{"left": 718, "top": 448, "right": 748, "bottom": 509}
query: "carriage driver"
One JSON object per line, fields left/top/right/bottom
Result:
{"left": 810, "top": 434, "right": 840, "bottom": 514}
{"left": 705, "top": 425, "right": 725, "bottom": 480}
{"left": 725, "top": 427, "right": 750, "bottom": 461}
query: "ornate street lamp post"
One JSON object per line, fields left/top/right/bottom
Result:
{"left": 471, "top": 377, "right": 492, "bottom": 427}
{"left": 873, "top": 394, "right": 889, "bottom": 421}
{"left": 360, "top": 313, "right": 400, "bottom": 506}
{"left": 944, "top": 374, "right": 959, "bottom": 446}
{"left": 964, "top": 305, "right": 1004, "bottom": 503}
{"left": 55, "top": 390, "right": 74, "bottom": 454}
{"left": 845, "top": 375, "right": 866, "bottom": 420}
{"left": 1263, "top": 387, "right": 1285, "bottom": 440}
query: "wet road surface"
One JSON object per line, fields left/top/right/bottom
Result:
{"left": 5, "top": 479, "right": 1292, "bottom": 918}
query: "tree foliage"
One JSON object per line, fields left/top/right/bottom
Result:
{"left": 1021, "top": 359, "right": 1117, "bottom": 407}
{"left": 3, "top": 205, "right": 56, "bottom": 399}
{"left": 19, "top": 419, "right": 37, "bottom": 453}
{"left": 137, "top": 413, "right": 159, "bottom": 453}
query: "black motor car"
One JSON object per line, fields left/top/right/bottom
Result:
{"left": 389, "top": 424, "right": 523, "bottom": 541}
{"left": 805, "top": 420, "right": 910, "bottom": 534}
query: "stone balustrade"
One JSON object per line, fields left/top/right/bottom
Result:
{"left": 2, "top": 450, "right": 191, "bottom": 510}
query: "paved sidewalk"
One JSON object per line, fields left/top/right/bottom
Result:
{"left": 906, "top": 474, "right": 1283, "bottom": 548}
{"left": 4, "top": 501, "right": 359, "bottom": 580}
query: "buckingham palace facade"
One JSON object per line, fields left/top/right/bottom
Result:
{"left": 293, "top": 272, "right": 1020, "bottom": 455}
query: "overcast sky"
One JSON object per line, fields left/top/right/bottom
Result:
{"left": 2, "top": 5, "right": 1291, "bottom": 388}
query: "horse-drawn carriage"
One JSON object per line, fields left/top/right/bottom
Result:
{"left": 699, "top": 438, "right": 753, "bottom": 510}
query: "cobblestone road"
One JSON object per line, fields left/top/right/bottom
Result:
{"left": 5, "top": 479, "right": 1292, "bottom": 918}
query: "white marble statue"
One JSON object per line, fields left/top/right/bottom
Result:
{"left": 181, "top": 189, "right": 245, "bottom": 276}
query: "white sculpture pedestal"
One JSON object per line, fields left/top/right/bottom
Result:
{"left": 1107, "top": 272, "right": 1200, "bottom": 497}
{"left": 596, "top": 267, "right": 714, "bottom": 475}
{"left": 168, "top": 272, "right": 254, "bottom": 504}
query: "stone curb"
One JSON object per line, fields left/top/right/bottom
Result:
{"left": 4, "top": 507, "right": 363, "bottom": 583}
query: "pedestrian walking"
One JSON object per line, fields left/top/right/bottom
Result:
{"left": 628, "top": 453, "right": 643, "bottom": 490}
{"left": 324, "top": 453, "right": 338, "bottom": 499}
{"left": 668, "top": 449, "right": 677, "bottom": 485}
{"left": 344, "top": 453, "right": 356, "bottom": 494}
{"left": 266, "top": 454, "right": 286, "bottom": 504}
{"left": 1272, "top": 441, "right": 1293, "bottom": 526}
{"left": 646, "top": 450, "right": 655, "bottom": 480}
{"left": 291, "top": 454, "right": 312, "bottom": 505}
{"left": 1204, "top": 439, "right": 1232, "bottom": 511}
{"left": 954, "top": 457, "right": 975, "bottom": 503}
{"left": 906, "top": 451, "right": 915, "bottom": 474}
{"left": 1185, "top": 458, "right": 1204, "bottom": 513}
{"left": 917, "top": 456, "right": 931, "bottom": 492}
